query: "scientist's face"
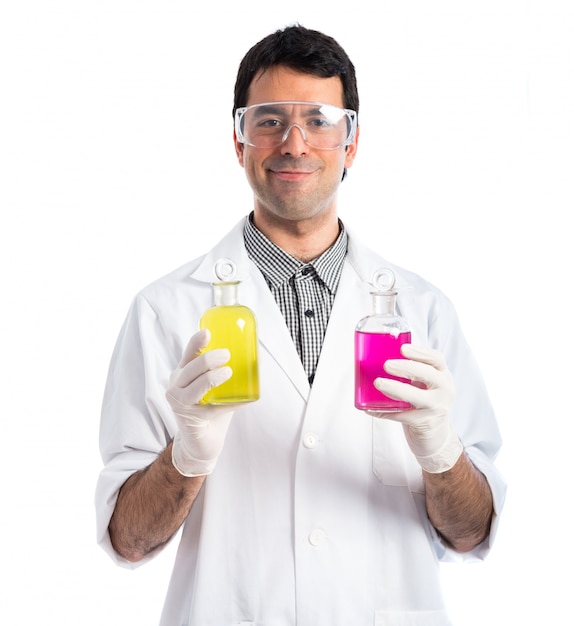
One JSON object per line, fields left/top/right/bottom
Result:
{"left": 234, "top": 65, "right": 359, "bottom": 229}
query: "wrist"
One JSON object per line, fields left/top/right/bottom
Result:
{"left": 414, "top": 423, "right": 463, "bottom": 473}
{"left": 171, "top": 431, "right": 217, "bottom": 477}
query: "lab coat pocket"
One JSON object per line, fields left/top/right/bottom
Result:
{"left": 374, "top": 609, "right": 452, "bottom": 626}
{"left": 372, "top": 418, "right": 424, "bottom": 494}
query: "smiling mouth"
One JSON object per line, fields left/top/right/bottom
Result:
{"left": 271, "top": 169, "right": 314, "bottom": 181}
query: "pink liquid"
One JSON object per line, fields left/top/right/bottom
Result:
{"left": 354, "top": 331, "right": 412, "bottom": 411}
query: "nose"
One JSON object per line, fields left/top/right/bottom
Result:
{"left": 280, "top": 123, "right": 309, "bottom": 156}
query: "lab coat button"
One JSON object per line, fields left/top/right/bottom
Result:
{"left": 302, "top": 433, "right": 318, "bottom": 448}
{"left": 308, "top": 529, "right": 326, "bottom": 546}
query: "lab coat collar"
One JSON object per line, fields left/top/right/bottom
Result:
{"left": 189, "top": 217, "right": 414, "bottom": 290}
{"left": 189, "top": 218, "right": 252, "bottom": 284}
{"left": 345, "top": 226, "right": 414, "bottom": 293}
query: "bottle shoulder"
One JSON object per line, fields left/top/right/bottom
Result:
{"left": 200, "top": 304, "right": 256, "bottom": 323}
{"left": 356, "top": 314, "right": 410, "bottom": 334}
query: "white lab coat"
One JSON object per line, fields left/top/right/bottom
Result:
{"left": 96, "top": 217, "right": 505, "bottom": 626}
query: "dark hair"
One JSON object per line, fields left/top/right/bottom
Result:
{"left": 233, "top": 24, "right": 359, "bottom": 117}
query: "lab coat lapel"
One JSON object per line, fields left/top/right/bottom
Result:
{"left": 191, "top": 218, "right": 310, "bottom": 401}
{"left": 241, "top": 270, "right": 310, "bottom": 401}
{"left": 306, "top": 235, "right": 422, "bottom": 491}
{"left": 304, "top": 248, "right": 374, "bottom": 427}
{"left": 311, "top": 258, "right": 367, "bottom": 393}
{"left": 310, "top": 231, "right": 376, "bottom": 400}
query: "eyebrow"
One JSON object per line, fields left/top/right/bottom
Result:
{"left": 249, "top": 103, "right": 325, "bottom": 119}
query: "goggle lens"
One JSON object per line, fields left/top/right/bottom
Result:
{"left": 235, "top": 101, "right": 357, "bottom": 150}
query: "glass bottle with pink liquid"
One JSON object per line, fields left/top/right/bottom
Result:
{"left": 354, "top": 268, "right": 411, "bottom": 412}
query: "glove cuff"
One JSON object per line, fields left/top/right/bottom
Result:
{"left": 171, "top": 432, "right": 217, "bottom": 478}
{"left": 415, "top": 424, "right": 464, "bottom": 473}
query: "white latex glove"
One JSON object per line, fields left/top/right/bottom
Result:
{"left": 167, "top": 329, "right": 236, "bottom": 477}
{"left": 372, "top": 344, "right": 464, "bottom": 473}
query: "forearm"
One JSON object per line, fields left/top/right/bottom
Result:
{"left": 109, "top": 442, "right": 205, "bottom": 562}
{"left": 423, "top": 451, "right": 493, "bottom": 553}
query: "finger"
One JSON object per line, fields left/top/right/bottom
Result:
{"left": 374, "top": 377, "right": 430, "bottom": 407}
{"left": 174, "top": 348, "right": 231, "bottom": 389}
{"left": 179, "top": 329, "right": 211, "bottom": 367}
{"left": 169, "top": 365, "right": 233, "bottom": 406}
{"left": 400, "top": 344, "right": 447, "bottom": 371}
{"left": 384, "top": 358, "right": 444, "bottom": 388}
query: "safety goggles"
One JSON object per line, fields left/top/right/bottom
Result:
{"left": 235, "top": 101, "right": 358, "bottom": 150}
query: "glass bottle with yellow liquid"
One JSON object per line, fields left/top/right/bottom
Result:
{"left": 199, "top": 258, "right": 259, "bottom": 404}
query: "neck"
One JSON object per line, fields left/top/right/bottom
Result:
{"left": 252, "top": 210, "right": 341, "bottom": 262}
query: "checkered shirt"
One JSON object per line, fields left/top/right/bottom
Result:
{"left": 243, "top": 214, "right": 347, "bottom": 383}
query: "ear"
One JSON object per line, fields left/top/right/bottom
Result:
{"left": 344, "top": 124, "right": 360, "bottom": 169}
{"left": 233, "top": 131, "right": 245, "bottom": 167}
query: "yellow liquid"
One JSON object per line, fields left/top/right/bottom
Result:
{"left": 199, "top": 305, "right": 259, "bottom": 404}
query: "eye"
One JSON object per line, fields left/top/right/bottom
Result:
{"left": 310, "top": 118, "right": 327, "bottom": 127}
{"left": 308, "top": 116, "right": 333, "bottom": 130}
{"left": 256, "top": 117, "right": 284, "bottom": 129}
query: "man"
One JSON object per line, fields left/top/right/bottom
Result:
{"left": 96, "top": 24, "right": 505, "bottom": 626}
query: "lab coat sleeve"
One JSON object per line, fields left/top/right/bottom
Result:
{"left": 95, "top": 293, "right": 180, "bottom": 568}
{"left": 425, "top": 291, "right": 507, "bottom": 563}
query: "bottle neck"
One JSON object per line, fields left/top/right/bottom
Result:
{"left": 372, "top": 291, "right": 396, "bottom": 316}
{"left": 213, "top": 281, "right": 239, "bottom": 306}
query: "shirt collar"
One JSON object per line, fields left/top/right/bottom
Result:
{"left": 243, "top": 212, "right": 348, "bottom": 293}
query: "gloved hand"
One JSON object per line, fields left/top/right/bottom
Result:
{"left": 372, "top": 344, "right": 464, "bottom": 473}
{"left": 167, "top": 329, "right": 236, "bottom": 477}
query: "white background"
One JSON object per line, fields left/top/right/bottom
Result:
{"left": 1, "top": 1, "right": 572, "bottom": 624}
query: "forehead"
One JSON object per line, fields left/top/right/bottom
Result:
{"left": 246, "top": 65, "right": 345, "bottom": 108}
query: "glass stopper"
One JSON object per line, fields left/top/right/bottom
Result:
{"left": 370, "top": 268, "right": 396, "bottom": 293}
{"left": 214, "top": 258, "right": 237, "bottom": 282}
